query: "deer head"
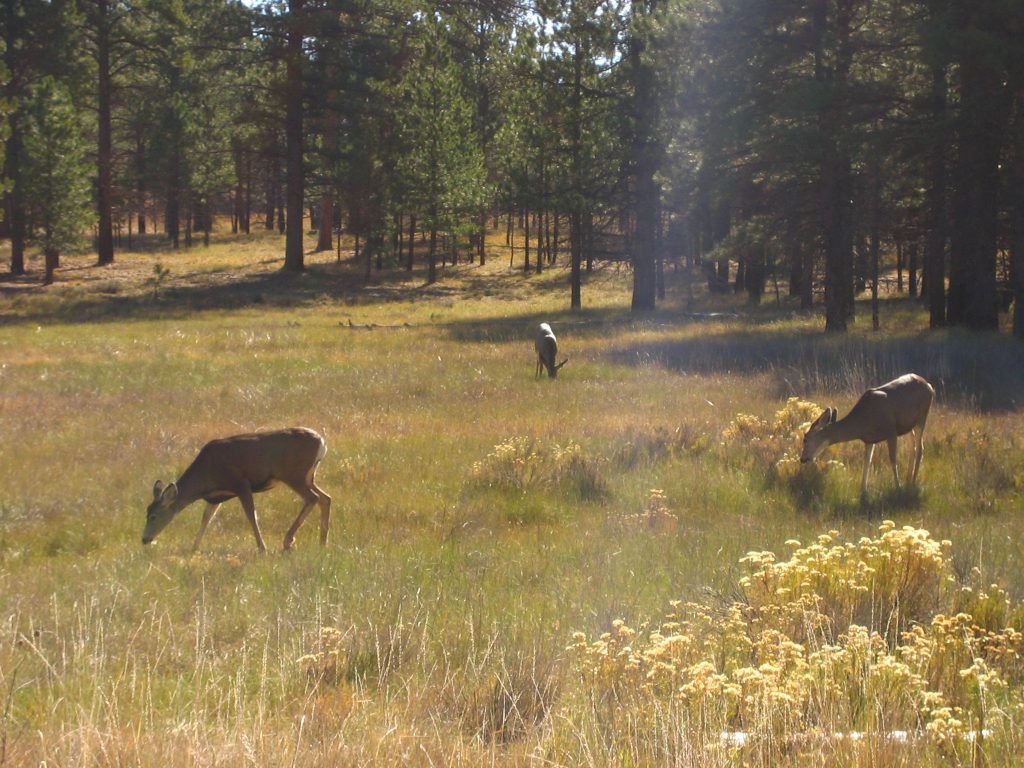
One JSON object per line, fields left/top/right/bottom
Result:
{"left": 800, "top": 407, "right": 837, "bottom": 463}
{"left": 143, "top": 480, "right": 180, "bottom": 544}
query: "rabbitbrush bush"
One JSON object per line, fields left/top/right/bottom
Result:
{"left": 563, "top": 521, "right": 1024, "bottom": 765}
{"left": 468, "top": 436, "right": 607, "bottom": 500}
{"left": 722, "top": 397, "right": 846, "bottom": 481}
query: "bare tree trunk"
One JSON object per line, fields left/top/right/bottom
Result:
{"left": 1013, "top": 90, "right": 1024, "bottom": 339}
{"left": 44, "top": 247, "right": 58, "bottom": 285}
{"left": 908, "top": 240, "right": 919, "bottom": 298}
{"left": 243, "top": 153, "right": 252, "bottom": 234}
{"left": 316, "top": 197, "right": 334, "bottom": 252}
{"left": 815, "top": 0, "right": 854, "bottom": 332}
{"left": 524, "top": 208, "right": 531, "bottom": 273}
{"left": 869, "top": 162, "right": 881, "bottom": 331}
{"left": 406, "top": 214, "right": 416, "bottom": 271}
{"left": 535, "top": 210, "right": 543, "bottom": 274}
{"left": 95, "top": 0, "right": 115, "bottom": 266}
{"left": 3, "top": 0, "right": 26, "bottom": 274}
{"left": 265, "top": 156, "right": 276, "bottom": 230}
{"left": 947, "top": 5, "right": 1005, "bottom": 329}
{"left": 552, "top": 213, "right": 560, "bottom": 266}
{"left": 895, "top": 238, "right": 903, "bottom": 292}
{"left": 282, "top": 0, "right": 306, "bottom": 271}
{"left": 629, "top": 3, "right": 659, "bottom": 313}
{"left": 478, "top": 209, "right": 486, "bottom": 265}
{"left": 925, "top": 61, "right": 948, "bottom": 326}
{"left": 428, "top": 216, "right": 438, "bottom": 284}
{"left": 136, "top": 134, "right": 147, "bottom": 235}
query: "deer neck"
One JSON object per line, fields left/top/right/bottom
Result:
{"left": 172, "top": 461, "right": 208, "bottom": 512}
{"left": 824, "top": 415, "right": 862, "bottom": 446}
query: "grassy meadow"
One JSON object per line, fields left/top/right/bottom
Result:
{"left": 0, "top": 227, "right": 1023, "bottom": 766}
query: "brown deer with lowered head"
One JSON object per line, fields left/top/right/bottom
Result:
{"left": 143, "top": 428, "right": 331, "bottom": 552}
{"left": 535, "top": 322, "right": 568, "bottom": 379}
{"left": 800, "top": 373, "right": 935, "bottom": 496}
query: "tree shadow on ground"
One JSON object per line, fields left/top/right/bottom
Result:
{"left": 603, "top": 325, "right": 1024, "bottom": 413}
{"left": 0, "top": 256, "right": 544, "bottom": 326}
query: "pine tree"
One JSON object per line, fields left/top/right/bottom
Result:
{"left": 22, "top": 77, "right": 92, "bottom": 283}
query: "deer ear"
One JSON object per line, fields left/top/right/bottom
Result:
{"left": 161, "top": 482, "right": 179, "bottom": 504}
{"left": 153, "top": 480, "right": 165, "bottom": 499}
{"left": 810, "top": 410, "right": 829, "bottom": 430}
{"left": 828, "top": 407, "right": 837, "bottom": 424}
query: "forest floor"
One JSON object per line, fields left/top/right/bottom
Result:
{"left": 0, "top": 225, "right": 1022, "bottom": 766}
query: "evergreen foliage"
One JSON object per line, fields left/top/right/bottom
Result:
{"left": 0, "top": 0, "right": 1022, "bottom": 334}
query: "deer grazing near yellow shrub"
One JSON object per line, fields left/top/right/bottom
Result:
{"left": 800, "top": 374, "right": 934, "bottom": 495}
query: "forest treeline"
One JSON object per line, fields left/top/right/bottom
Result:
{"left": 1, "top": 0, "right": 1023, "bottom": 335}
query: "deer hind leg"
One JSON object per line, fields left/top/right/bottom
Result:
{"left": 283, "top": 476, "right": 331, "bottom": 550}
{"left": 887, "top": 436, "right": 901, "bottom": 488}
{"left": 910, "top": 416, "right": 929, "bottom": 485}
{"left": 313, "top": 482, "right": 332, "bottom": 545}
{"left": 236, "top": 482, "right": 267, "bottom": 553}
{"left": 192, "top": 502, "right": 221, "bottom": 553}
{"left": 861, "top": 443, "right": 875, "bottom": 496}
{"left": 910, "top": 429, "right": 924, "bottom": 485}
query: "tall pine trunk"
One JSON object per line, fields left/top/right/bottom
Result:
{"left": 406, "top": 214, "right": 416, "bottom": 271}
{"left": 947, "top": 46, "right": 1005, "bottom": 329}
{"left": 428, "top": 213, "right": 438, "bottom": 284}
{"left": 924, "top": 62, "right": 948, "bottom": 326}
{"left": 4, "top": 0, "right": 26, "bottom": 275}
{"left": 282, "top": 0, "right": 306, "bottom": 271}
{"left": 569, "top": 29, "right": 583, "bottom": 309}
{"left": 629, "top": 3, "right": 659, "bottom": 313}
{"left": 1012, "top": 90, "right": 1024, "bottom": 339}
{"left": 95, "top": 0, "right": 115, "bottom": 266}
{"left": 815, "top": 0, "right": 854, "bottom": 332}
{"left": 136, "top": 134, "right": 147, "bottom": 236}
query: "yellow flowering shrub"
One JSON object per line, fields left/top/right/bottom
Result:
{"left": 740, "top": 521, "right": 948, "bottom": 645}
{"left": 469, "top": 436, "right": 606, "bottom": 499}
{"left": 723, "top": 397, "right": 845, "bottom": 482}
{"left": 621, "top": 488, "right": 679, "bottom": 534}
{"left": 567, "top": 522, "right": 1024, "bottom": 758}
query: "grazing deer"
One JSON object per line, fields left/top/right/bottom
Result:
{"left": 143, "top": 428, "right": 331, "bottom": 553}
{"left": 535, "top": 322, "right": 568, "bottom": 379}
{"left": 800, "top": 373, "right": 935, "bottom": 495}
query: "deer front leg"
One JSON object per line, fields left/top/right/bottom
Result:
{"left": 192, "top": 502, "right": 221, "bottom": 553}
{"left": 887, "top": 436, "right": 901, "bottom": 488}
{"left": 860, "top": 443, "right": 875, "bottom": 496}
{"left": 236, "top": 483, "right": 267, "bottom": 553}
{"left": 283, "top": 497, "right": 315, "bottom": 551}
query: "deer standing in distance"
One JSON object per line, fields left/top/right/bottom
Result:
{"left": 800, "top": 373, "right": 935, "bottom": 496}
{"left": 143, "top": 427, "right": 331, "bottom": 553}
{"left": 535, "top": 322, "right": 568, "bottom": 379}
